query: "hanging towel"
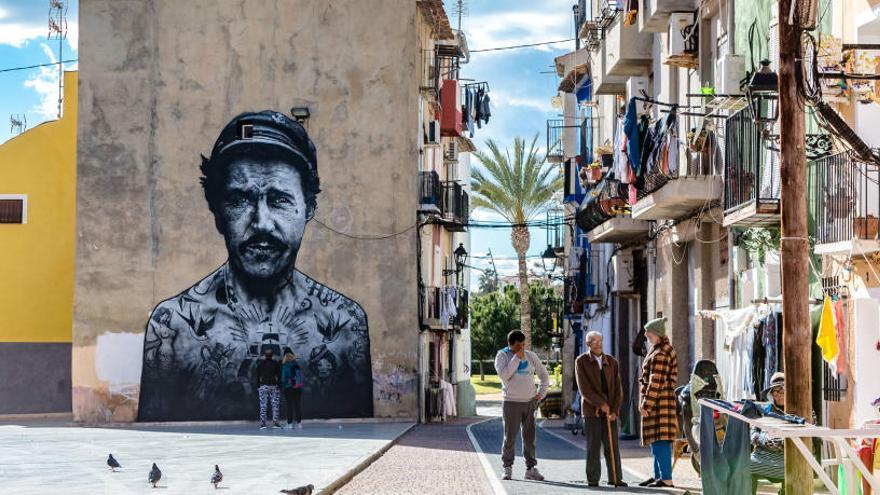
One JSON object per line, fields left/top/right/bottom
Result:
{"left": 623, "top": 98, "right": 641, "bottom": 174}
{"left": 832, "top": 298, "right": 849, "bottom": 377}
{"left": 817, "top": 295, "right": 840, "bottom": 367}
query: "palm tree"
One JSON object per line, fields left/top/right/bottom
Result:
{"left": 471, "top": 134, "right": 562, "bottom": 348}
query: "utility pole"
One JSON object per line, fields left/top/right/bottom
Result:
{"left": 777, "top": 0, "right": 811, "bottom": 491}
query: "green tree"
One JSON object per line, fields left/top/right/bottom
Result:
{"left": 471, "top": 135, "right": 562, "bottom": 348}
{"left": 470, "top": 290, "right": 518, "bottom": 380}
{"left": 469, "top": 282, "right": 563, "bottom": 379}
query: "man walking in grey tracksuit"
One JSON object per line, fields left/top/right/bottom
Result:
{"left": 494, "top": 330, "right": 550, "bottom": 481}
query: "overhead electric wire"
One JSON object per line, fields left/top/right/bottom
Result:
{"left": 0, "top": 59, "right": 78, "bottom": 74}
{"left": 470, "top": 38, "right": 576, "bottom": 53}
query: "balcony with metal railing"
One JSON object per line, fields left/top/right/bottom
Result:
{"left": 441, "top": 181, "right": 469, "bottom": 231}
{"left": 813, "top": 150, "right": 880, "bottom": 256}
{"left": 629, "top": 113, "right": 723, "bottom": 221}
{"left": 422, "top": 286, "right": 469, "bottom": 329}
{"left": 547, "top": 119, "right": 565, "bottom": 164}
{"left": 722, "top": 106, "right": 781, "bottom": 227}
{"left": 419, "top": 171, "right": 443, "bottom": 214}
{"left": 576, "top": 176, "right": 649, "bottom": 243}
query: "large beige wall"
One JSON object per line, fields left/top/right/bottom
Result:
{"left": 74, "top": 0, "right": 420, "bottom": 421}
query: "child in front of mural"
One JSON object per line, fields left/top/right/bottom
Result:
{"left": 281, "top": 349, "right": 304, "bottom": 430}
{"left": 257, "top": 347, "right": 282, "bottom": 429}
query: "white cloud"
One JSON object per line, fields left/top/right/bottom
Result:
{"left": 0, "top": 22, "right": 45, "bottom": 48}
{"left": 23, "top": 43, "right": 64, "bottom": 120}
{"left": 464, "top": 1, "right": 574, "bottom": 57}
{"left": 0, "top": 1, "right": 78, "bottom": 50}
{"left": 470, "top": 208, "right": 507, "bottom": 222}
{"left": 491, "top": 90, "right": 554, "bottom": 113}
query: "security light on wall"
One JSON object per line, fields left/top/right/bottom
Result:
{"left": 290, "top": 107, "right": 311, "bottom": 123}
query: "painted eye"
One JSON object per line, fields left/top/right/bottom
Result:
{"left": 269, "top": 196, "right": 294, "bottom": 208}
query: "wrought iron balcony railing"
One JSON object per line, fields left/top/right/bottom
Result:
{"left": 723, "top": 106, "right": 780, "bottom": 215}
{"left": 576, "top": 177, "right": 630, "bottom": 232}
{"left": 419, "top": 171, "right": 443, "bottom": 210}
{"left": 547, "top": 119, "right": 565, "bottom": 163}
{"left": 813, "top": 150, "right": 880, "bottom": 245}
{"left": 442, "top": 182, "right": 469, "bottom": 228}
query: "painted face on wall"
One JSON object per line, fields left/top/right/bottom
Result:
{"left": 218, "top": 159, "right": 311, "bottom": 281}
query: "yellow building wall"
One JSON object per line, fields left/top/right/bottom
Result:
{"left": 0, "top": 71, "right": 77, "bottom": 344}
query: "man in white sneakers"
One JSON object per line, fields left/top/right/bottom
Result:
{"left": 494, "top": 330, "right": 550, "bottom": 482}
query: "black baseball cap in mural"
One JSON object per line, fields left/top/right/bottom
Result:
{"left": 200, "top": 110, "right": 321, "bottom": 211}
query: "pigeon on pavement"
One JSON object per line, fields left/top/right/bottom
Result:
{"left": 148, "top": 463, "right": 162, "bottom": 488}
{"left": 106, "top": 454, "right": 121, "bottom": 471}
{"left": 211, "top": 464, "right": 223, "bottom": 489}
{"left": 280, "top": 484, "right": 314, "bottom": 495}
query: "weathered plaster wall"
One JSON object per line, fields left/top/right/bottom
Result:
{"left": 74, "top": 0, "right": 420, "bottom": 421}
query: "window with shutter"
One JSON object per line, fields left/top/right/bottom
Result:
{"left": 0, "top": 195, "right": 26, "bottom": 224}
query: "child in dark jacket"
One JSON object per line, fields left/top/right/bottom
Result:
{"left": 281, "top": 349, "right": 304, "bottom": 429}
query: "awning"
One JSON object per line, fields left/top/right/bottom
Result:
{"left": 558, "top": 63, "right": 589, "bottom": 93}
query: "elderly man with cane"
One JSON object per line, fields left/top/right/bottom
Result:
{"left": 575, "top": 331, "right": 628, "bottom": 487}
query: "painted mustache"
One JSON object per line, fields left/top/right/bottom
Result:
{"left": 240, "top": 234, "right": 286, "bottom": 254}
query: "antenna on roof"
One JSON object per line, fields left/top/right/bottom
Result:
{"left": 10, "top": 114, "right": 27, "bottom": 135}
{"left": 48, "top": 0, "right": 68, "bottom": 119}
{"left": 450, "top": 0, "right": 469, "bottom": 31}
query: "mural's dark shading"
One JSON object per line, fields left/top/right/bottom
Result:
{"left": 138, "top": 111, "right": 373, "bottom": 421}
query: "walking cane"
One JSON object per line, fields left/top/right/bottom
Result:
{"left": 607, "top": 414, "right": 619, "bottom": 487}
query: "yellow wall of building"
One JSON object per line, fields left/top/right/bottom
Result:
{"left": 0, "top": 71, "right": 77, "bottom": 343}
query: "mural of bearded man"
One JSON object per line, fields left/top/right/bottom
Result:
{"left": 138, "top": 110, "right": 373, "bottom": 421}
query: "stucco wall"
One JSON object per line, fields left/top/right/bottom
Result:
{"left": 74, "top": 0, "right": 420, "bottom": 422}
{"left": 0, "top": 71, "right": 77, "bottom": 414}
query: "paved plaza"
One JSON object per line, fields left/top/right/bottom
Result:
{"left": 0, "top": 419, "right": 412, "bottom": 494}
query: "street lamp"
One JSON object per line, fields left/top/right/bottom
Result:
{"left": 453, "top": 243, "right": 468, "bottom": 272}
{"left": 443, "top": 243, "right": 469, "bottom": 286}
{"left": 747, "top": 59, "right": 779, "bottom": 126}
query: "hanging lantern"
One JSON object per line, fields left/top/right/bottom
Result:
{"left": 747, "top": 59, "right": 779, "bottom": 126}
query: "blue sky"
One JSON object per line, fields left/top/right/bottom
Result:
{"left": 0, "top": 0, "right": 79, "bottom": 144}
{"left": 0, "top": 0, "right": 572, "bottom": 289}
{"left": 445, "top": 0, "right": 576, "bottom": 289}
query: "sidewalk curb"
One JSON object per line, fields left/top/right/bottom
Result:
{"left": 466, "top": 417, "right": 507, "bottom": 495}
{"left": 318, "top": 421, "right": 417, "bottom": 495}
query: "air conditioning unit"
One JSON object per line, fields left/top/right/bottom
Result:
{"left": 426, "top": 120, "right": 440, "bottom": 145}
{"left": 715, "top": 54, "right": 745, "bottom": 95}
{"left": 611, "top": 253, "right": 634, "bottom": 292}
{"left": 668, "top": 12, "right": 695, "bottom": 58}
{"left": 626, "top": 77, "right": 650, "bottom": 113}
{"left": 445, "top": 138, "right": 459, "bottom": 162}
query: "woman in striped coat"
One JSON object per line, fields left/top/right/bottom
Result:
{"left": 638, "top": 317, "right": 679, "bottom": 488}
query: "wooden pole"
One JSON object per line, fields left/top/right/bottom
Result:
{"left": 777, "top": 0, "right": 812, "bottom": 492}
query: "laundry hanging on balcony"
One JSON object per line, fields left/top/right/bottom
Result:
{"left": 462, "top": 84, "right": 491, "bottom": 138}
{"left": 439, "top": 286, "right": 459, "bottom": 327}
